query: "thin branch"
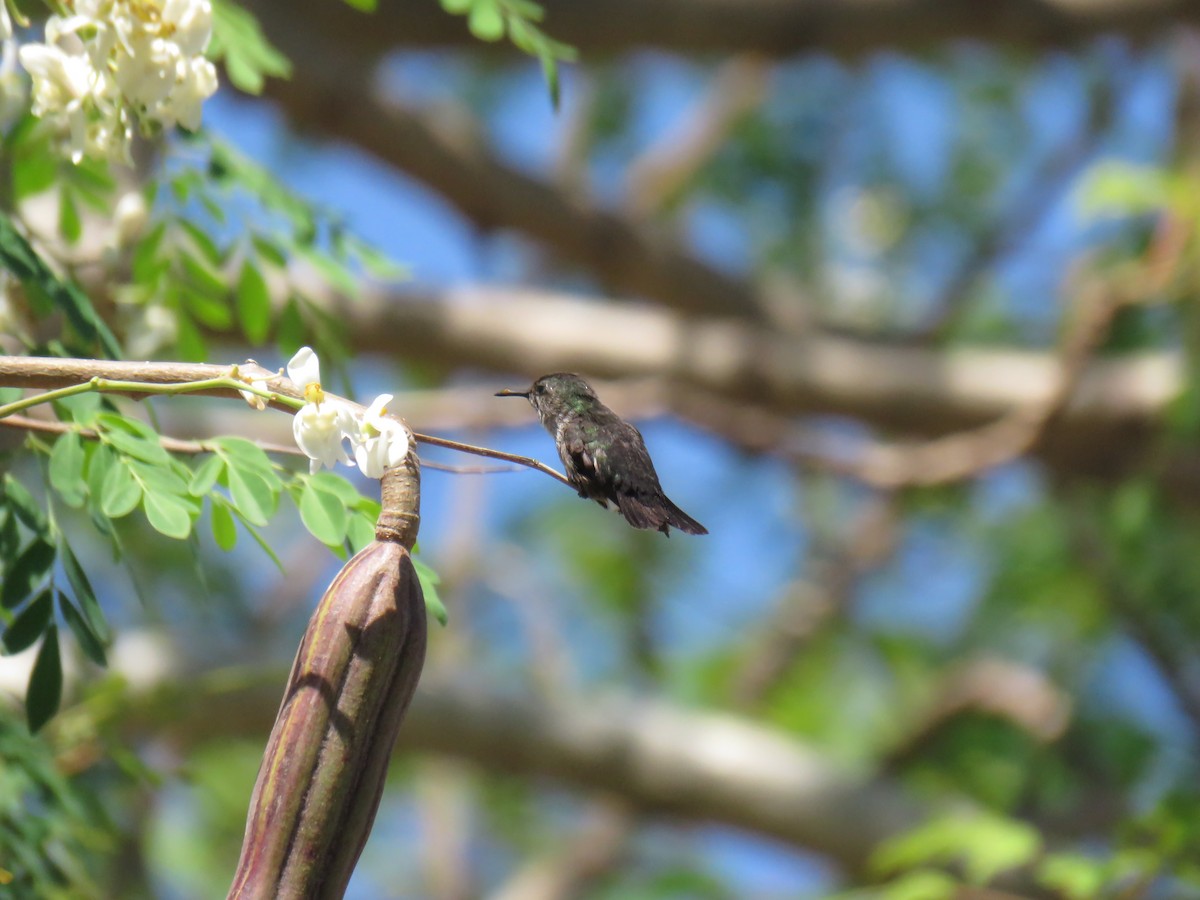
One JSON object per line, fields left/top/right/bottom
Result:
{"left": 917, "top": 108, "right": 1106, "bottom": 342}
{"left": 625, "top": 55, "right": 770, "bottom": 217}
{"left": 0, "top": 355, "right": 573, "bottom": 487}
{"left": 488, "top": 800, "right": 633, "bottom": 900}
{"left": 880, "top": 657, "right": 1073, "bottom": 774}
{"left": 730, "top": 494, "right": 898, "bottom": 707}
{"left": 0, "top": 412, "right": 306, "bottom": 458}
{"left": 1067, "top": 508, "right": 1200, "bottom": 733}
{"left": 254, "top": 42, "right": 776, "bottom": 323}
{"left": 0, "top": 414, "right": 530, "bottom": 475}
{"left": 413, "top": 431, "right": 571, "bottom": 487}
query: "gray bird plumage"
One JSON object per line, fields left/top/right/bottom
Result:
{"left": 496, "top": 373, "right": 707, "bottom": 536}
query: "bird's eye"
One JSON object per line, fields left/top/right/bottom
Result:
{"left": 535, "top": 383, "right": 546, "bottom": 394}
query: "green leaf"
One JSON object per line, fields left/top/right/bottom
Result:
{"left": 142, "top": 491, "right": 193, "bottom": 539}
{"left": 296, "top": 246, "right": 359, "bottom": 297}
{"left": 100, "top": 460, "right": 143, "bottom": 518}
{"left": 132, "top": 221, "right": 168, "bottom": 284}
{"left": 174, "top": 310, "right": 208, "bottom": 361}
{"left": 180, "top": 250, "right": 228, "bottom": 299}
{"left": 299, "top": 479, "right": 348, "bottom": 546}
{"left": 307, "top": 471, "right": 362, "bottom": 505}
{"left": 346, "top": 513, "right": 375, "bottom": 554}
{"left": 26, "top": 626, "right": 63, "bottom": 732}
{"left": 227, "top": 466, "right": 276, "bottom": 527}
{"left": 11, "top": 126, "right": 57, "bottom": 200}
{"left": 1038, "top": 853, "right": 1109, "bottom": 900}
{"left": 58, "top": 189, "right": 82, "bottom": 244}
{"left": 59, "top": 540, "right": 111, "bottom": 644}
{"left": 467, "top": 0, "right": 505, "bottom": 41}
{"left": 57, "top": 592, "right": 107, "bottom": 666}
{"left": 127, "top": 460, "right": 191, "bottom": 498}
{"left": 2, "top": 588, "right": 53, "bottom": 655}
{"left": 251, "top": 234, "right": 287, "bottom": 268}
{"left": 176, "top": 217, "right": 223, "bottom": 266}
{"left": 872, "top": 813, "right": 1041, "bottom": 886}
{"left": 49, "top": 431, "right": 88, "bottom": 508}
{"left": 413, "top": 556, "right": 448, "bottom": 625}
{"left": 2, "top": 538, "right": 56, "bottom": 610}
{"left": 0, "top": 211, "right": 121, "bottom": 358}
{"left": 188, "top": 454, "right": 225, "bottom": 497}
{"left": 181, "top": 282, "right": 234, "bottom": 330}
{"left": 96, "top": 412, "right": 158, "bottom": 440}
{"left": 441, "top": 0, "right": 472, "bottom": 12}
{"left": 3, "top": 474, "right": 48, "bottom": 534}
{"left": 340, "top": 0, "right": 377, "bottom": 9}
{"left": 210, "top": 499, "right": 237, "bottom": 551}
{"left": 236, "top": 261, "right": 272, "bottom": 343}
{"left": 214, "top": 436, "right": 276, "bottom": 477}
{"left": 210, "top": 0, "right": 293, "bottom": 94}
{"left": 102, "top": 427, "right": 171, "bottom": 466}
{"left": 233, "top": 512, "right": 284, "bottom": 570}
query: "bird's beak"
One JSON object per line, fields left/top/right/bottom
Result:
{"left": 495, "top": 388, "right": 529, "bottom": 398}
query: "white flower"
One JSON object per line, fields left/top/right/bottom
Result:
{"left": 353, "top": 393, "right": 409, "bottom": 478}
{"left": 112, "top": 190, "right": 148, "bottom": 247}
{"left": 0, "top": 3, "right": 11, "bottom": 42}
{"left": 287, "top": 346, "right": 322, "bottom": 399}
{"left": 19, "top": 43, "right": 97, "bottom": 162}
{"left": 0, "top": 38, "right": 26, "bottom": 127}
{"left": 293, "top": 400, "right": 356, "bottom": 474}
{"left": 19, "top": 43, "right": 92, "bottom": 107}
{"left": 238, "top": 378, "right": 270, "bottom": 411}
{"left": 163, "top": 0, "right": 212, "bottom": 57}
{"left": 17, "top": 0, "right": 218, "bottom": 162}
{"left": 286, "top": 347, "right": 357, "bottom": 473}
{"left": 166, "top": 55, "right": 216, "bottom": 130}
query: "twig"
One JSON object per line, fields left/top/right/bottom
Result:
{"left": 1067, "top": 508, "right": 1200, "bottom": 733}
{"left": 487, "top": 799, "right": 633, "bottom": 900}
{"left": 0, "top": 415, "right": 533, "bottom": 475}
{"left": 730, "top": 494, "right": 898, "bottom": 707}
{"left": 0, "top": 356, "right": 574, "bottom": 487}
{"left": 413, "top": 431, "right": 571, "bottom": 487}
{"left": 880, "top": 657, "right": 1073, "bottom": 774}
{"left": 688, "top": 272, "right": 1128, "bottom": 490}
{"left": 918, "top": 106, "right": 1107, "bottom": 342}
{"left": 625, "top": 55, "right": 770, "bottom": 217}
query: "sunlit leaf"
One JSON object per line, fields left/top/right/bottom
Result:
{"left": 210, "top": 499, "right": 237, "bottom": 551}
{"left": 48, "top": 431, "right": 87, "bottom": 508}
{"left": 142, "top": 491, "right": 193, "bottom": 539}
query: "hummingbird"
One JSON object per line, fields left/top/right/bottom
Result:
{"left": 496, "top": 373, "right": 707, "bottom": 536}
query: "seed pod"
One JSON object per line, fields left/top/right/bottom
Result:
{"left": 229, "top": 463, "right": 426, "bottom": 900}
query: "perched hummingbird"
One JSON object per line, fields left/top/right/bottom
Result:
{"left": 496, "top": 373, "right": 707, "bottom": 536}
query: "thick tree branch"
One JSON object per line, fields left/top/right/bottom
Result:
{"left": 245, "top": 0, "right": 1200, "bottom": 58}
{"left": 286, "top": 281, "right": 1183, "bottom": 489}
{"left": 120, "top": 660, "right": 921, "bottom": 873}
{"left": 242, "top": 5, "right": 774, "bottom": 324}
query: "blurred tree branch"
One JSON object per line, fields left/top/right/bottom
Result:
{"left": 243, "top": 0, "right": 1200, "bottom": 58}
{"left": 122, "top": 658, "right": 921, "bottom": 872}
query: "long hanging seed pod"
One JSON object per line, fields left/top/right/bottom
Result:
{"left": 229, "top": 458, "right": 427, "bottom": 900}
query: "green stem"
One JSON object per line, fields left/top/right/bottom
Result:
{"left": 0, "top": 376, "right": 303, "bottom": 421}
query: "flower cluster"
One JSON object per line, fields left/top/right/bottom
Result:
{"left": 17, "top": 0, "right": 218, "bottom": 163}
{"left": 282, "top": 347, "right": 410, "bottom": 480}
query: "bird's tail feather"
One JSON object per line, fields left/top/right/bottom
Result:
{"left": 616, "top": 494, "right": 707, "bottom": 536}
